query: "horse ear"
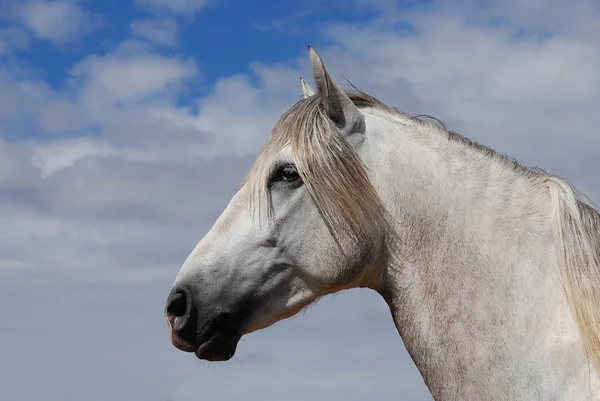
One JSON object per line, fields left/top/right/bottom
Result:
{"left": 308, "top": 46, "right": 364, "bottom": 136}
{"left": 300, "top": 77, "right": 315, "bottom": 98}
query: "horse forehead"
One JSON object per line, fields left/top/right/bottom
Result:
{"left": 265, "top": 144, "right": 294, "bottom": 165}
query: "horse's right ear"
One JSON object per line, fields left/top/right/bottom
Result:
{"left": 300, "top": 77, "right": 315, "bottom": 99}
{"left": 308, "top": 46, "right": 364, "bottom": 137}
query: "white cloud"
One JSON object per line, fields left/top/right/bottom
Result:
{"left": 130, "top": 18, "right": 179, "bottom": 47}
{"left": 0, "top": 27, "right": 29, "bottom": 55}
{"left": 17, "top": 1, "right": 96, "bottom": 43}
{"left": 323, "top": 17, "right": 600, "bottom": 109}
{"left": 135, "top": 0, "right": 210, "bottom": 15}
{"left": 31, "top": 137, "right": 116, "bottom": 177}
{"left": 0, "top": 66, "right": 83, "bottom": 140}
{"left": 193, "top": 69, "right": 300, "bottom": 156}
{"left": 71, "top": 43, "right": 198, "bottom": 105}
{"left": 36, "top": 98, "right": 84, "bottom": 134}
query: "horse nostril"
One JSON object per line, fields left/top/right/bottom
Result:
{"left": 166, "top": 291, "right": 187, "bottom": 319}
{"left": 165, "top": 286, "right": 199, "bottom": 352}
{"left": 166, "top": 288, "right": 195, "bottom": 334}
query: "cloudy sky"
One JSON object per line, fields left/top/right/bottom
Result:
{"left": 1, "top": 0, "right": 599, "bottom": 400}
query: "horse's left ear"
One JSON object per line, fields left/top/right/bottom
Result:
{"left": 308, "top": 46, "right": 365, "bottom": 137}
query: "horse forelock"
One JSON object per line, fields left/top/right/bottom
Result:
{"left": 241, "top": 92, "right": 391, "bottom": 257}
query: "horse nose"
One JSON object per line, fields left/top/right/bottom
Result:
{"left": 166, "top": 290, "right": 188, "bottom": 323}
{"left": 165, "top": 285, "right": 198, "bottom": 352}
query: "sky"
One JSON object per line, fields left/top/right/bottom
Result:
{"left": 0, "top": 0, "right": 599, "bottom": 400}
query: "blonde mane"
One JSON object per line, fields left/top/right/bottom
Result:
{"left": 242, "top": 89, "right": 600, "bottom": 372}
{"left": 546, "top": 176, "right": 600, "bottom": 374}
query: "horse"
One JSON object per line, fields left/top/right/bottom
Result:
{"left": 164, "top": 46, "right": 600, "bottom": 400}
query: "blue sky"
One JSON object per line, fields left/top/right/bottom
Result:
{"left": 0, "top": 0, "right": 391, "bottom": 95}
{"left": 1, "top": 0, "right": 600, "bottom": 400}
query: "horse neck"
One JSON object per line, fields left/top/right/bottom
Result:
{"left": 363, "top": 111, "right": 597, "bottom": 399}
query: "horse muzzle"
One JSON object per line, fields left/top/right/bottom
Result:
{"left": 165, "top": 283, "right": 250, "bottom": 362}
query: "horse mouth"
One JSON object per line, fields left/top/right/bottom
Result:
{"left": 194, "top": 331, "right": 242, "bottom": 362}
{"left": 166, "top": 293, "right": 252, "bottom": 362}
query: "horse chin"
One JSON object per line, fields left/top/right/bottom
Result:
{"left": 194, "top": 331, "right": 241, "bottom": 362}
{"left": 191, "top": 308, "right": 250, "bottom": 362}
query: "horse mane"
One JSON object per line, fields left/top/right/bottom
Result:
{"left": 242, "top": 88, "right": 600, "bottom": 371}
{"left": 546, "top": 176, "right": 600, "bottom": 373}
{"left": 354, "top": 91, "right": 600, "bottom": 373}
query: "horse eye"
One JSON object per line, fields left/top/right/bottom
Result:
{"left": 272, "top": 164, "right": 300, "bottom": 183}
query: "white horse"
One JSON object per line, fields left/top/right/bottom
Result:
{"left": 165, "top": 46, "right": 600, "bottom": 400}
